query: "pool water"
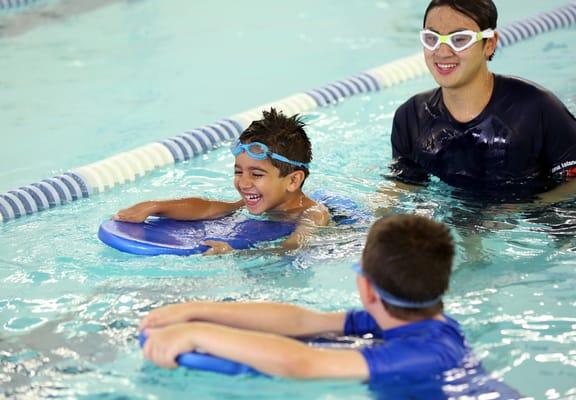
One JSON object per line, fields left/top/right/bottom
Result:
{"left": 1, "top": 1, "right": 576, "bottom": 399}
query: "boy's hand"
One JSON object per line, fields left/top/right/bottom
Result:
{"left": 202, "top": 240, "right": 233, "bottom": 255}
{"left": 113, "top": 202, "right": 156, "bottom": 223}
{"left": 140, "top": 303, "right": 196, "bottom": 330}
{"left": 142, "top": 324, "right": 197, "bottom": 369}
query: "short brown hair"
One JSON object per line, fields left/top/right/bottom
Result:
{"left": 362, "top": 215, "right": 454, "bottom": 320}
{"left": 239, "top": 108, "right": 312, "bottom": 185}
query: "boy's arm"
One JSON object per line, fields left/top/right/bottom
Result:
{"left": 141, "top": 301, "right": 346, "bottom": 337}
{"left": 143, "top": 322, "right": 369, "bottom": 380}
{"left": 114, "top": 198, "right": 244, "bottom": 223}
{"left": 203, "top": 203, "right": 329, "bottom": 253}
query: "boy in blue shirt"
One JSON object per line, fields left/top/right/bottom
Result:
{"left": 113, "top": 108, "right": 329, "bottom": 253}
{"left": 140, "top": 215, "right": 517, "bottom": 397}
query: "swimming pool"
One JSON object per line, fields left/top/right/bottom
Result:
{"left": 1, "top": 0, "right": 575, "bottom": 398}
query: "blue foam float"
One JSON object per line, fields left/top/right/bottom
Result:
{"left": 98, "top": 190, "right": 371, "bottom": 256}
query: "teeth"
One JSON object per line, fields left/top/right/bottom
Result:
{"left": 246, "top": 194, "right": 261, "bottom": 200}
{"left": 437, "top": 63, "right": 457, "bottom": 68}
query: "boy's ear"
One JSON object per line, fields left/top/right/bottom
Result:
{"left": 357, "top": 276, "right": 379, "bottom": 306}
{"left": 286, "top": 170, "right": 305, "bottom": 191}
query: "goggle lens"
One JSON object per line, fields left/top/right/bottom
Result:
{"left": 422, "top": 31, "right": 442, "bottom": 48}
{"left": 451, "top": 33, "right": 475, "bottom": 49}
{"left": 246, "top": 143, "right": 267, "bottom": 158}
{"left": 231, "top": 142, "right": 268, "bottom": 160}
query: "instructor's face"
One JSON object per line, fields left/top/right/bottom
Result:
{"left": 423, "top": 6, "right": 489, "bottom": 90}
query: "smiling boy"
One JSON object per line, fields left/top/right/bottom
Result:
{"left": 114, "top": 108, "right": 329, "bottom": 253}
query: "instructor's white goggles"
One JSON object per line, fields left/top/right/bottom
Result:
{"left": 419, "top": 29, "right": 495, "bottom": 52}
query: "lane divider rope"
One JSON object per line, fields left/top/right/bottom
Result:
{"left": 1, "top": 1, "right": 574, "bottom": 222}
{"left": 0, "top": 0, "right": 41, "bottom": 9}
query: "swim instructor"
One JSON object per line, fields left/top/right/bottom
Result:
{"left": 388, "top": 0, "right": 576, "bottom": 201}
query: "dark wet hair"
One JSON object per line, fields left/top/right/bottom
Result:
{"left": 362, "top": 215, "right": 455, "bottom": 320}
{"left": 239, "top": 108, "right": 312, "bottom": 184}
{"left": 423, "top": 0, "right": 498, "bottom": 61}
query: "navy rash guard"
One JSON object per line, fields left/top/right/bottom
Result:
{"left": 389, "top": 75, "right": 576, "bottom": 194}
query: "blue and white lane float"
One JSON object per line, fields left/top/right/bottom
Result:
{"left": 0, "top": 0, "right": 40, "bottom": 9}
{"left": 98, "top": 190, "right": 372, "bottom": 256}
{"left": 1, "top": 2, "right": 575, "bottom": 223}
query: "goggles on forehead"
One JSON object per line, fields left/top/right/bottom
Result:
{"left": 352, "top": 262, "right": 442, "bottom": 309}
{"left": 230, "top": 140, "right": 310, "bottom": 169}
{"left": 419, "top": 28, "right": 495, "bottom": 52}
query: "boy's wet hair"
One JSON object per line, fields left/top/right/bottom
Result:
{"left": 239, "top": 108, "right": 312, "bottom": 183}
{"left": 362, "top": 215, "right": 455, "bottom": 320}
{"left": 423, "top": 0, "right": 498, "bottom": 61}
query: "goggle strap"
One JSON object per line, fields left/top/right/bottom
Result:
{"left": 352, "top": 263, "right": 442, "bottom": 309}
{"left": 270, "top": 153, "right": 309, "bottom": 169}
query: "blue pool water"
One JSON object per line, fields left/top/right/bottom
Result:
{"left": 1, "top": 1, "right": 576, "bottom": 399}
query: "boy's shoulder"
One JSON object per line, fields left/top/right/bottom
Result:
{"left": 300, "top": 199, "right": 330, "bottom": 227}
{"left": 359, "top": 316, "right": 472, "bottom": 379}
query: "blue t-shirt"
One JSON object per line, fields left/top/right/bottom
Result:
{"left": 344, "top": 310, "right": 523, "bottom": 399}
{"left": 389, "top": 74, "right": 576, "bottom": 195}
{"left": 344, "top": 310, "right": 473, "bottom": 381}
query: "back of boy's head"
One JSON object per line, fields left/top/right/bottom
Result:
{"left": 362, "top": 215, "right": 454, "bottom": 319}
{"left": 239, "top": 108, "right": 312, "bottom": 182}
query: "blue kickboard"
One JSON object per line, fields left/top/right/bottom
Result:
{"left": 98, "top": 190, "right": 372, "bottom": 256}
{"left": 98, "top": 216, "right": 295, "bottom": 256}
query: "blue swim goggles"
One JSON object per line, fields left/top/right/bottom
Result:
{"left": 352, "top": 262, "right": 442, "bottom": 309}
{"left": 230, "top": 140, "right": 310, "bottom": 169}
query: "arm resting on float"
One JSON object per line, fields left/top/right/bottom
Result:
{"left": 141, "top": 301, "right": 347, "bottom": 337}
{"left": 114, "top": 198, "right": 244, "bottom": 223}
{"left": 143, "top": 322, "right": 369, "bottom": 379}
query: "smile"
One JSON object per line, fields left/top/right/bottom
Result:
{"left": 243, "top": 193, "right": 262, "bottom": 205}
{"left": 435, "top": 62, "right": 458, "bottom": 75}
